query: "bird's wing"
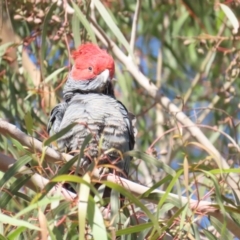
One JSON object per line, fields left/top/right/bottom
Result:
{"left": 47, "top": 102, "right": 68, "bottom": 135}
{"left": 116, "top": 100, "right": 136, "bottom": 151}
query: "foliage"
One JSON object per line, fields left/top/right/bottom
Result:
{"left": 1, "top": 0, "right": 240, "bottom": 239}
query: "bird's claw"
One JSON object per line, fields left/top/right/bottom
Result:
{"left": 98, "top": 167, "right": 109, "bottom": 179}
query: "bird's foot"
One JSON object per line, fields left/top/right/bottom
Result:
{"left": 98, "top": 166, "right": 110, "bottom": 179}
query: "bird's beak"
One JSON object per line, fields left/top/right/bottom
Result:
{"left": 99, "top": 69, "right": 112, "bottom": 83}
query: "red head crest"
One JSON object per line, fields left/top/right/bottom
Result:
{"left": 71, "top": 43, "right": 115, "bottom": 80}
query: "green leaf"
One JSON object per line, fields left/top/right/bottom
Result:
{"left": 0, "top": 213, "right": 40, "bottom": 231}
{"left": 14, "top": 191, "right": 31, "bottom": 203}
{"left": 140, "top": 175, "right": 172, "bottom": 198}
{"left": 75, "top": 134, "right": 92, "bottom": 175}
{"left": 7, "top": 227, "right": 26, "bottom": 240}
{"left": 179, "top": 203, "right": 189, "bottom": 230}
{"left": 0, "top": 175, "right": 31, "bottom": 208}
{"left": 43, "top": 66, "right": 66, "bottom": 85}
{"left": 0, "top": 42, "right": 14, "bottom": 66}
{"left": 102, "top": 181, "right": 162, "bottom": 236}
{"left": 110, "top": 188, "right": 120, "bottom": 226}
{"left": 45, "top": 201, "right": 70, "bottom": 221}
{"left": 127, "top": 150, "right": 178, "bottom": 177}
{"left": 24, "top": 111, "right": 33, "bottom": 135}
{"left": 157, "top": 169, "right": 183, "bottom": 210}
{"left": 51, "top": 174, "right": 101, "bottom": 201}
{"left": 232, "top": 188, "right": 240, "bottom": 206}
{"left": 116, "top": 222, "right": 153, "bottom": 236}
{"left": 0, "top": 155, "right": 32, "bottom": 189}
{"left": 87, "top": 197, "right": 108, "bottom": 240}
{"left": 71, "top": 1, "right": 97, "bottom": 43}
{"left": 24, "top": 67, "right": 67, "bottom": 101}
{"left": 71, "top": 13, "right": 81, "bottom": 47}
{"left": 78, "top": 174, "right": 90, "bottom": 240}
{"left": 201, "top": 170, "right": 227, "bottom": 230}
{"left": 209, "top": 168, "right": 240, "bottom": 174}
{"left": 40, "top": 2, "right": 57, "bottom": 79}
{"left": 230, "top": 212, "right": 240, "bottom": 228}
{"left": 160, "top": 205, "right": 186, "bottom": 233}
{"left": 202, "top": 229, "right": 218, "bottom": 240}
{"left": 92, "top": 0, "right": 132, "bottom": 56}
{"left": 44, "top": 122, "right": 78, "bottom": 146}
{"left": 0, "top": 234, "right": 8, "bottom": 240}
{"left": 15, "top": 196, "right": 63, "bottom": 218}
{"left": 210, "top": 216, "right": 232, "bottom": 240}
{"left": 11, "top": 138, "right": 26, "bottom": 152}
{"left": 47, "top": 226, "right": 57, "bottom": 240}
{"left": 191, "top": 223, "right": 201, "bottom": 240}
{"left": 220, "top": 3, "right": 239, "bottom": 34}
{"left": 38, "top": 154, "right": 80, "bottom": 199}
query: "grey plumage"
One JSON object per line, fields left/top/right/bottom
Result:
{"left": 47, "top": 44, "right": 135, "bottom": 177}
{"left": 48, "top": 93, "right": 135, "bottom": 175}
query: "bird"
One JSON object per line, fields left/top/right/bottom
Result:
{"left": 47, "top": 43, "right": 135, "bottom": 180}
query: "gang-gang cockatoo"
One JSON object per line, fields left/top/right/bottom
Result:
{"left": 47, "top": 43, "right": 135, "bottom": 179}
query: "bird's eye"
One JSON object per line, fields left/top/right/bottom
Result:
{"left": 88, "top": 67, "right": 93, "bottom": 71}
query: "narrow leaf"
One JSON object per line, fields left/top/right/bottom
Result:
{"left": 92, "top": 0, "right": 133, "bottom": 56}
{"left": 44, "top": 122, "right": 78, "bottom": 146}
{"left": 43, "top": 67, "right": 66, "bottom": 85}
{"left": 71, "top": 13, "right": 81, "bottom": 47}
{"left": 183, "top": 156, "right": 189, "bottom": 199}
{"left": 87, "top": 198, "right": 108, "bottom": 240}
{"left": 220, "top": 4, "right": 239, "bottom": 34}
{"left": 116, "top": 222, "right": 153, "bottom": 236}
{"left": 0, "top": 213, "right": 40, "bottom": 231}
{"left": 7, "top": 227, "right": 26, "bottom": 240}
{"left": 78, "top": 173, "right": 90, "bottom": 240}
{"left": 24, "top": 111, "right": 33, "bottom": 135}
{"left": 0, "top": 175, "right": 31, "bottom": 208}
{"left": 40, "top": 3, "right": 57, "bottom": 78}
{"left": 15, "top": 197, "right": 62, "bottom": 218}
{"left": 0, "top": 155, "right": 32, "bottom": 189}
{"left": 71, "top": 1, "right": 97, "bottom": 43}
{"left": 0, "top": 42, "right": 14, "bottom": 58}
{"left": 52, "top": 174, "right": 101, "bottom": 200}
{"left": 103, "top": 181, "right": 161, "bottom": 236}
{"left": 75, "top": 134, "right": 92, "bottom": 175}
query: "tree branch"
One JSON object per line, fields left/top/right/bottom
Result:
{"left": 0, "top": 152, "right": 76, "bottom": 201}
{"left": 88, "top": 20, "right": 240, "bottom": 199}
{"left": 0, "top": 119, "right": 240, "bottom": 237}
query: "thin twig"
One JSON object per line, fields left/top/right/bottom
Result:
{"left": 183, "top": 22, "right": 226, "bottom": 104}
{"left": 63, "top": 0, "right": 71, "bottom": 69}
{"left": 88, "top": 20, "right": 240, "bottom": 198}
{"left": 0, "top": 152, "right": 76, "bottom": 201}
{"left": 0, "top": 120, "right": 240, "bottom": 237}
{"left": 156, "top": 49, "right": 162, "bottom": 88}
{"left": 129, "top": 0, "right": 141, "bottom": 55}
